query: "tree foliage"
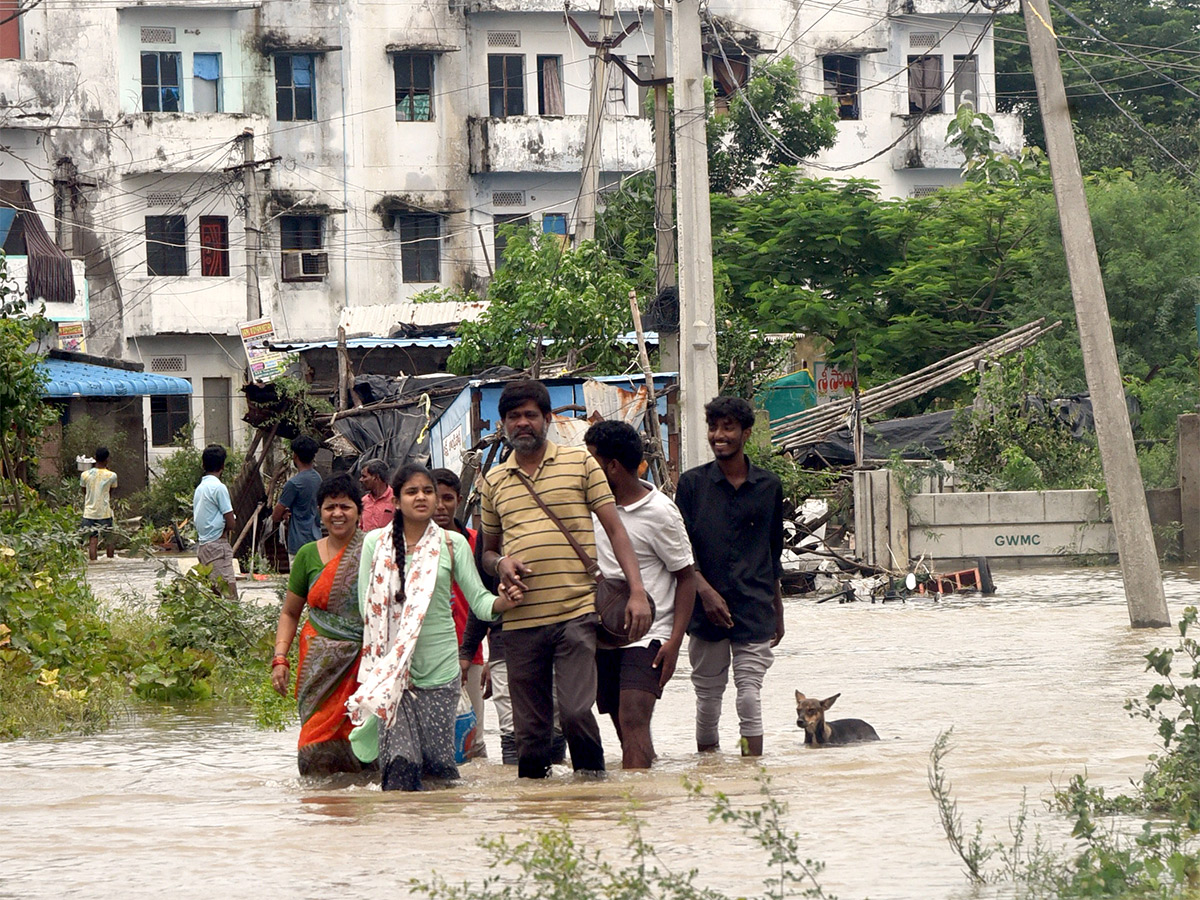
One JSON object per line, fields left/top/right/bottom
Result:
{"left": 448, "top": 229, "right": 638, "bottom": 376}
{"left": 708, "top": 57, "right": 838, "bottom": 194}
{"left": 996, "top": 0, "right": 1200, "bottom": 173}
{"left": 0, "top": 312, "right": 55, "bottom": 512}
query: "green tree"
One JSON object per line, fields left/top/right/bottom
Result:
{"left": 447, "top": 229, "right": 638, "bottom": 375}
{"left": 996, "top": 0, "right": 1200, "bottom": 173}
{"left": 708, "top": 57, "right": 838, "bottom": 194}
{"left": 1003, "top": 170, "right": 1200, "bottom": 392}
{"left": 0, "top": 313, "right": 55, "bottom": 513}
{"left": 712, "top": 169, "right": 1046, "bottom": 394}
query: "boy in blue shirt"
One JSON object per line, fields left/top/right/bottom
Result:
{"left": 193, "top": 444, "right": 237, "bottom": 598}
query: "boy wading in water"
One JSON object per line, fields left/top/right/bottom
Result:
{"left": 675, "top": 397, "right": 785, "bottom": 757}
{"left": 80, "top": 447, "right": 118, "bottom": 561}
{"left": 585, "top": 421, "right": 696, "bottom": 769}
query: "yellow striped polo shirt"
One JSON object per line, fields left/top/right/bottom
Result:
{"left": 479, "top": 440, "right": 614, "bottom": 630}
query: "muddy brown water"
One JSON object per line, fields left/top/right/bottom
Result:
{"left": 3, "top": 566, "right": 1199, "bottom": 900}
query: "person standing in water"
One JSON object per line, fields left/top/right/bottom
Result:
{"left": 348, "top": 463, "right": 520, "bottom": 791}
{"left": 80, "top": 447, "right": 118, "bottom": 562}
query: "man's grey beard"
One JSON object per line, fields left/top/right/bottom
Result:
{"left": 507, "top": 430, "right": 546, "bottom": 453}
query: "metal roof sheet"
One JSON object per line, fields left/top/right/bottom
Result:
{"left": 338, "top": 301, "right": 490, "bottom": 335}
{"left": 270, "top": 336, "right": 460, "bottom": 352}
{"left": 41, "top": 358, "right": 194, "bottom": 398}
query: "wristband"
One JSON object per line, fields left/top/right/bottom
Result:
{"left": 271, "top": 656, "right": 289, "bottom": 669}
{"left": 494, "top": 554, "right": 508, "bottom": 576}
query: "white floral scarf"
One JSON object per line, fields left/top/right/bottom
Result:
{"left": 346, "top": 518, "right": 443, "bottom": 729}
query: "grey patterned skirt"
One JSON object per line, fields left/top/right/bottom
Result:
{"left": 380, "top": 678, "right": 460, "bottom": 791}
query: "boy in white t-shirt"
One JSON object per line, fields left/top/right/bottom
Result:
{"left": 584, "top": 420, "right": 696, "bottom": 769}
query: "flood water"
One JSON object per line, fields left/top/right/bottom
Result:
{"left": 3, "top": 566, "right": 1199, "bottom": 900}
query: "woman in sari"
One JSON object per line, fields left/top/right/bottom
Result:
{"left": 347, "top": 463, "right": 521, "bottom": 791}
{"left": 271, "top": 473, "right": 371, "bottom": 776}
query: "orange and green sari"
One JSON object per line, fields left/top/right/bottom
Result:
{"left": 293, "top": 531, "right": 370, "bottom": 775}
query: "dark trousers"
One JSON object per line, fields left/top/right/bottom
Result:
{"left": 504, "top": 612, "right": 604, "bottom": 778}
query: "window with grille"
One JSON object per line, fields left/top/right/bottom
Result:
{"left": 146, "top": 190, "right": 181, "bottom": 208}
{"left": 398, "top": 213, "right": 441, "bottom": 283}
{"left": 492, "top": 190, "right": 525, "bottom": 207}
{"left": 275, "top": 53, "right": 316, "bottom": 122}
{"left": 493, "top": 213, "right": 529, "bottom": 270}
{"left": 911, "top": 184, "right": 942, "bottom": 198}
{"left": 150, "top": 355, "right": 187, "bottom": 372}
{"left": 280, "top": 215, "right": 327, "bottom": 281}
{"left": 908, "top": 54, "right": 944, "bottom": 114}
{"left": 145, "top": 214, "right": 187, "bottom": 276}
{"left": 488, "top": 54, "right": 525, "bottom": 117}
{"left": 487, "top": 31, "right": 520, "bottom": 48}
{"left": 151, "top": 393, "right": 191, "bottom": 447}
{"left": 200, "top": 216, "right": 229, "bottom": 277}
{"left": 823, "top": 55, "right": 860, "bottom": 121}
{"left": 910, "top": 32, "right": 939, "bottom": 49}
{"left": 141, "top": 51, "right": 181, "bottom": 112}
{"left": 140, "top": 26, "right": 176, "bottom": 44}
{"left": 395, "top": 54, "right": 434, "bottom": 122}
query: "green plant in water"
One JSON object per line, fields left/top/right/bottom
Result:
{"left": 932, "top": 608, "right": 1200, "bottom": 897}
{"left": 414, "top": 771, "right": 832, "bottom": 900}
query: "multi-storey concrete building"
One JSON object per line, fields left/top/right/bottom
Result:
{"left": 0, "top": 0, "right": 1018, "bottom": 463}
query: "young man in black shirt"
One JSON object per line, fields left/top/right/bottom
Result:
{"left": 674, "top": 396, "right": 785, "bottom": 757}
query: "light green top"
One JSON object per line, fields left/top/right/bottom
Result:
{"left": 81, "top": 467, "right": 117, "bottom": 519}
{"left": 358, "top": 528, "right": 498, "bottom": 689}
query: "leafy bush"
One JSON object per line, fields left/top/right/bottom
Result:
{"left": 59, "top": 414, "right": 128, "bottom": 481}
{"left": 414, "top": 771, "right": 833, "bottom": 900}
{"left": 130, "top": 425, "right": 244, "bottom": 527}
{"left": 932, "top": 607, "right": 1200, "bottom": 898}
{"left": 0, "top": 495, "right": 286, "bottom": 736}
{"left": 949, "top": 350, "right": 1103, "bottom": 491}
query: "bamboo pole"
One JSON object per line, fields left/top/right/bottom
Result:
{"left": 629, "top": 290, "right": 673, "bottom": 492}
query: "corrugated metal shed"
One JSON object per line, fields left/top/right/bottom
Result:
{"left": 41, "top": 358, "right": 193, "bottom": 398}
{"left": 338, "top": 301, "right": 490, "bottom": 336}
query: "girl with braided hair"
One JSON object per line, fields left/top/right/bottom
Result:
{"left": 347, "top": 464, "right": 521, "bottom": 791}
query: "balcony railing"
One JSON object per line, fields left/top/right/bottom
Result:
{"left": 468, "top": 114, "right": 654, "bottom": 174}
{"left": 0, "top": 60, "right": 88, "bottom": 128}
{"left": 893, "top": 111, "right": 1023, "bottom": 170}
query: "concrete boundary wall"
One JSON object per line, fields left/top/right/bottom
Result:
{"left": 906, "top": 489, "right": 1115, "bottom": 561}
{"left": 854, "top": 470, "right": 1120, "bottom": 566}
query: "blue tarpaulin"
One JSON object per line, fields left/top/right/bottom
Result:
{"left": 41, "top": 358, "right": 193, "bottom": 398}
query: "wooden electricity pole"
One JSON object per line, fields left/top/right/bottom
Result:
{"left": 653, "top": 0, "right": 679, "bottom": 372}
{"left": 574, "top": 0, "right": 615, "bottom": 245}
{"left": 673, "top": 0, "right": 718, "bottom": 471}
{"left": 241, "top": 129, "right": 261, "bottom": 322}
{"left": 1022, "top": 0, "right": 1169, "bottom": 627}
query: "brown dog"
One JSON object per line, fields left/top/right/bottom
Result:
{"left": 795, "top": 691, "right": 879, "bottom": 746}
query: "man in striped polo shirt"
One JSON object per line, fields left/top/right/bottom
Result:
{"left": 480, "top": 379, "right": 651, "bottom": 779}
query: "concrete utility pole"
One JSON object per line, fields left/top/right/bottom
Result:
{"left": 241, "top": 129, "right": 261, "bottom": 322}
{"left": 575, "top": 0, "right": 615, "bottom": 245}
{"left": 1022, "top": 0, "right": 1170, "bottom": 628}
{"left": 653, "top": 0, "right": 679, "bottom": 373}
{"left": 673, "top": 0, "right": 719, "bottom": 471}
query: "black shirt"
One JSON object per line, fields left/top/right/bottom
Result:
{"left": 675, "top": 459, "right": 783, "bottom": 644}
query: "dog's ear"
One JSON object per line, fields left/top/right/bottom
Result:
{"left": 821, "top": 693, "right": 840, "bottom": 710}
{"left": 795, "top": 691, "right": 806, "bottom": 702}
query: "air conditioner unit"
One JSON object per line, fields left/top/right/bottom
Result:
{"left": 282, "top": 251, "right": 329, "bottom": 280}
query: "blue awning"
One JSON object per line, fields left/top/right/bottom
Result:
{"left": 40, "top": 358, "right": 193, "bottom": 398}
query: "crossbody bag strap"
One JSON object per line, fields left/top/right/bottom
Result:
{"left": 512, "top": 469, "right": 601, "bottom": 582}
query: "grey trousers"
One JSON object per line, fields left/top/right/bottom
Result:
{"left": 689, "top": 636, "right": 774, "bottom": 746}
